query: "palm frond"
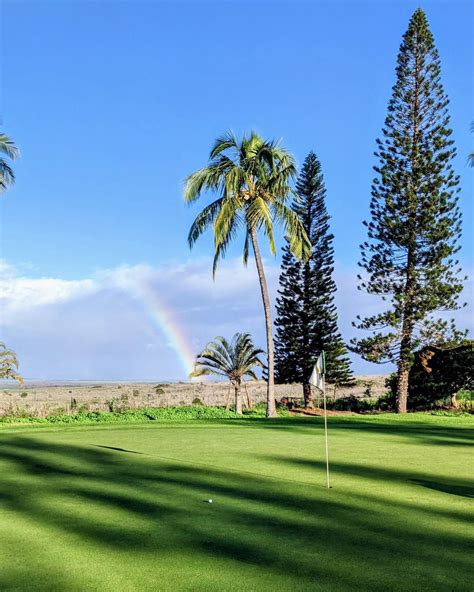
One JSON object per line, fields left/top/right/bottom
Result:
{"left": 0, "top": 134, "right": 19, "bottom": 160}
{"left": 209, "top": 130, "right": 239, "bottom": 159}
{"left": 0, "top": 342, "right": 23, "bottom": 383}
{"left": 273, "top": 201, "right": 312, "bottom": 260}
{"left": 0, "top": 160, "right": 15, "bottom": 191}
{"left": 245, "top": 196, "right": 276, "bottom": 255}
{"left": 187, "top": 198, "right": 224, "bottom": 247}
{"left": 212, "top": 201, "right": 241, "bottom": 276}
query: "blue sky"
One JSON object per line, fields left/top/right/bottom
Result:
{"left": 0, "top": 0, "right": 472, "bottom": 380}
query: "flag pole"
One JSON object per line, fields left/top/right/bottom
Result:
{"left": 322, "top": 351, "right": 330, "bottom": 489}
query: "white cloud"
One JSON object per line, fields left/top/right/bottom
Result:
{"left": 0, "top": 258, "right": 472, "bottom": 380}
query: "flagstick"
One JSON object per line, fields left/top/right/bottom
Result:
{"left": 322, "top": 373, "right": 331, "bottom": 489}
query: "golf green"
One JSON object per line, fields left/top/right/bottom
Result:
{"left": 0, "top": 415, "right": 472, "bottom": 591}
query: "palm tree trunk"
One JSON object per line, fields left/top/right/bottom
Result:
{"left": 235, "top": 381, "right": 243, "bottom": 415}
{"left": 250, "top": 227, "right": 277, "bottom": 417}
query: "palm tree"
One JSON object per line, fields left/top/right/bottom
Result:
{"left": 0, "top": 132, "right": 19, "bottom": 193}
{"left": 191, "top": 333, "right": 264, "bottom": 414}
{"left": 0, "top": 342, "right": 24, "bottom": 383}
{"left": 184, "top": 131, "right": 310, "bottom": 417}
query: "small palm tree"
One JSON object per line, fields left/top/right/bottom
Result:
{"left": 0, "top": 342, "right": 24, "bottom": 383}
{"left": 184, "top": 131, "right": 311, "bottom": 417}
{"left": 0, "top": 132, "right": 19, "bottom": 193}
{"left": 191, "top": 333, "right": 264, "bottom": 414}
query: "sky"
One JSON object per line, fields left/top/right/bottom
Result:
{"left": 0, "top": 0, "right": 472, "bottom": 380}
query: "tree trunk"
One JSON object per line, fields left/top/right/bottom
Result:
{"left": 234, "top": 381, "right": 242, "bottom": 415}
{"left": 396, "top": 360, "right": 410, "bottom": 413}
{"left": 303, "top": 382, "right": 313, "bottom": 408}
{"left": 250, "top": 227, "right": 277, "bottom": 417}
{"left": 395, "top": 37, "right": 420, "bottom": 415}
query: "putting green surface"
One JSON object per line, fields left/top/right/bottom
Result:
{"left": 0, "top": 415, "right": 472, "bottom": 591}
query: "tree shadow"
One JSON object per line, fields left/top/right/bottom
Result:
{"left": 0, "top": 434, "right": 472, "bottom": 591}
{"left": 95, "top": 444, "right": 144, "bottom": 454}
{"left": 244, "top": 416, "right": 474, "bottom": 447}
{"left": 410, "top": 479, "right": 474, "bottom": 499}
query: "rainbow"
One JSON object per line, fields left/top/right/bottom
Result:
{"left": 123, "top": 279, "right": 196, "bottom": 378}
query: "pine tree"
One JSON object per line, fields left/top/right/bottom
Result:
{"left": 275, "top": 152, "right": 352, "bottom": 407}
{"left": 352, "top": 9, "right": 464, "bottom": 413}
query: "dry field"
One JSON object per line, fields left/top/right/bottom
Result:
{"left": 0, "top": 376, "right": 388, "bottom": 417}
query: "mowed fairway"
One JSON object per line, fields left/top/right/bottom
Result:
{"left": 0, "top": 415, "right": 472, "bottom": 591}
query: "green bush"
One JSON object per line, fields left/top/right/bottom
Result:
{"left": 328, "top": 395, "right": 376, "bottom": 413}
{"left": 0, "top": 405, "right": 282, "bottom": 425}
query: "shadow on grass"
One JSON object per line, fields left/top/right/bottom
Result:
{"left": 237, "top": 415, "right": 474, "bottom": 448}
{"left": 95, "top": 444, "right": 144, "bottom": 454}
{"left": 410, "top": 479, "right": 474, "bottom": 498}
{"left": 0, "top": 435, "right": 472, "bottom": 591}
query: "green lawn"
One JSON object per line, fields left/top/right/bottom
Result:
{"left": 0, "top": 414, "right": 472, "bottom": 591}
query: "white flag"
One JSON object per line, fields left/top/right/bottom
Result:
{"left": 309, "top": 351, "right": 325, "bottom": 391}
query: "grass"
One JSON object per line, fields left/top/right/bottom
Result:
{"left": 0, "top": 414, "right": 472, "bottom": 591}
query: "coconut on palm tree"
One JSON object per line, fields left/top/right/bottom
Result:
{"left": 191, "top": 333, "right": 264, "bottom": 414}
{"left": 0, "top": 342, "right": 23, "bottom": 383}
{"left": 184, "top": 131, "right": 311, "bottom": 417}
{"left": 0, "top": 132, "right": 19, "bottom": 193}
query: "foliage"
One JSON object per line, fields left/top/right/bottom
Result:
{"left": 327, "top": 395, "right": 375, "bottom": 413}
{"left": 184, "top": 130, "right": 310, "bottom": 274}
{"left": 0, "top": 405, "right": 282, "bottom": 424}
{"left": 387, "top": 341, "right": 474, "bottom": 409}
{"left": 0, "top": 342, "right": 23, "bottom": 383}
{"left": 351, "top": 9, "right": 464, "bottom": 412}
{"left": 275, "top": 151, "right": 353, "bottom": 401}
{"left": 0, "top": 132, "right": 19, "bottom": 192}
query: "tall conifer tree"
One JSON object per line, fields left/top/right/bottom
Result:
{"left": 352, "top": 9, "right": 464, "bottom": 413}
{"left": 275, "top": 152, "right": 352, "bottom": 407}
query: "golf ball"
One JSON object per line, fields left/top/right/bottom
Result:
{"left": 208, "top": 499, "right": 213, "bottom": 503}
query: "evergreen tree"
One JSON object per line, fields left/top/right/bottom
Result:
{"left": 352, "top": 9, "right": 464, "bottom": 413}
{"left": 275, "top": 152, "right": 352, "bottom": 407}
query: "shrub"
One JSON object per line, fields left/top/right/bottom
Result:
{"left": 375, "top": 391, "right": 397, "bottom": 411}
{"left": 192, "top": 397, "right": 204, "bottom": 406}
{"left": 0, "top": 405, "right": 287, "bottom": 425}
{"left": 328, "top": 395, "right": 376, "bottom": 413}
